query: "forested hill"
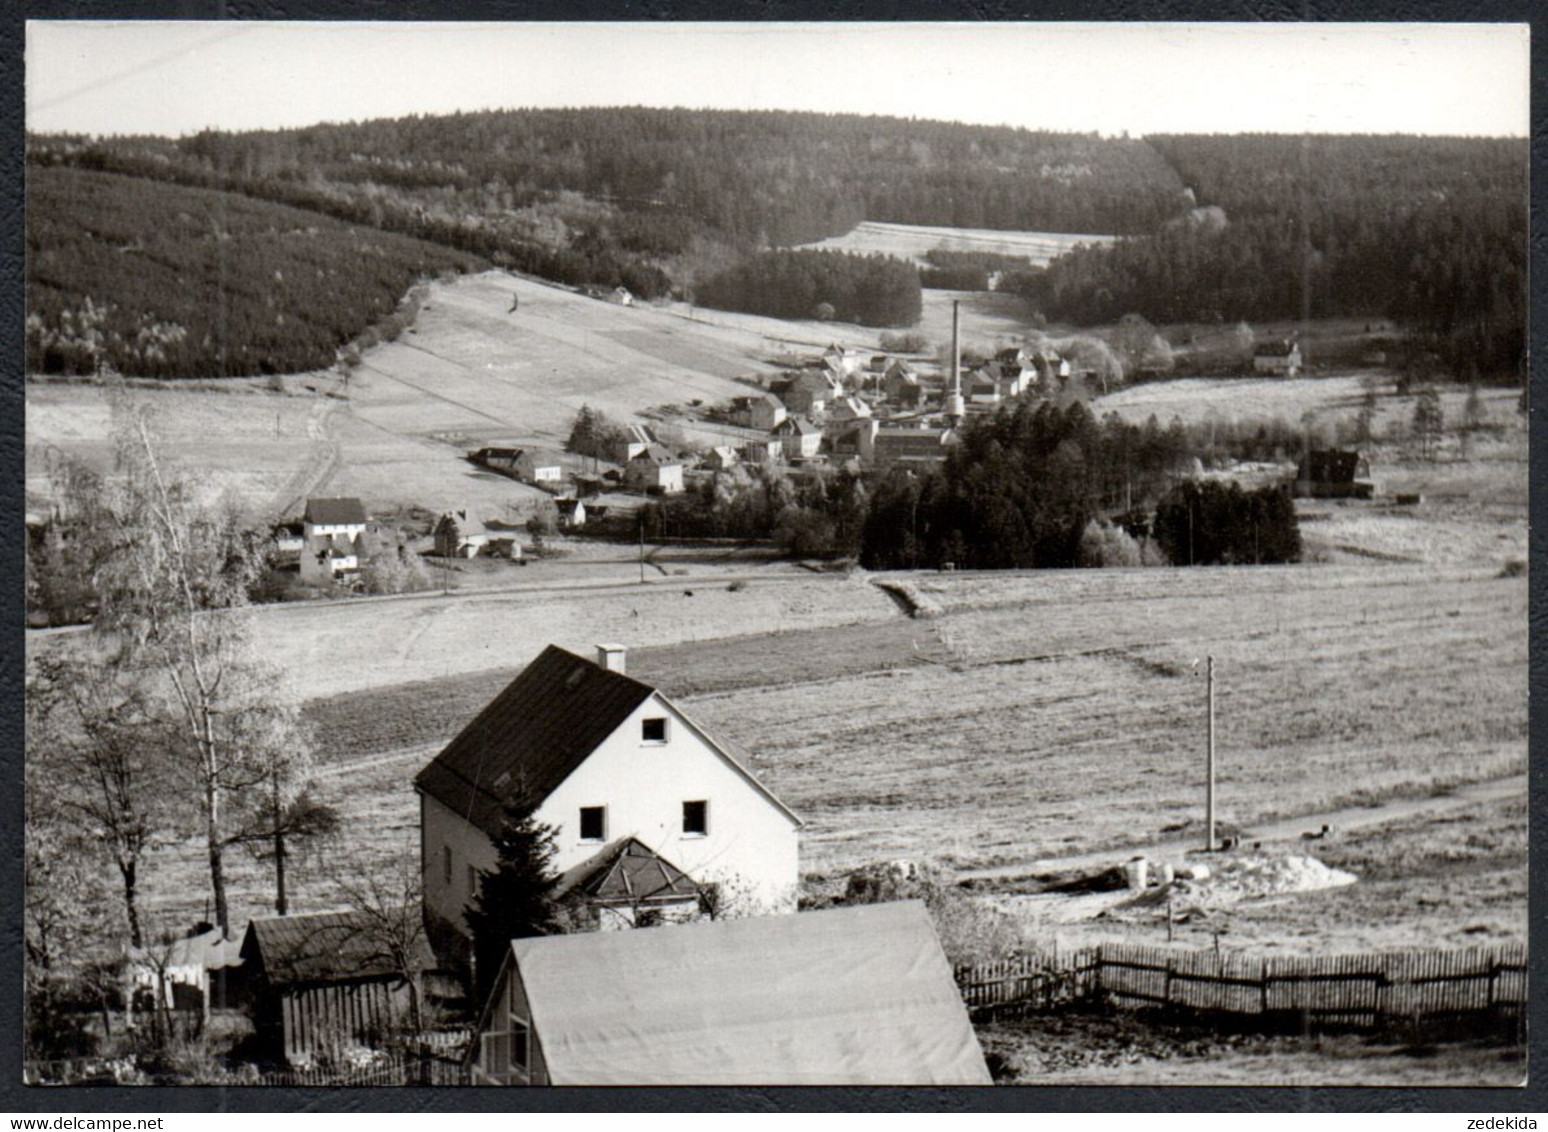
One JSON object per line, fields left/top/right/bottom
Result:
{"left": 26, "top": 112, "right": 1528, "bottom": 378}
{"left": 31, "top": 109, "right": 1187, "bottom": 244}
{"left": 1018, "top": 133, "right": 1527, "bottom": 377}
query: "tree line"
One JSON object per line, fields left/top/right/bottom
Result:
{"left": 695, "top": 248, "right": 922, "bottom": 326}
{"left": 860, "top": 400, "right": 1301, "bottom": 571}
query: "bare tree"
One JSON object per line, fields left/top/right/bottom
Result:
{"left": 331, "top": 839, "right": 433, "bottom": 1044}
{"left": 83, "top": 390, "right": 310, "bottom": 934}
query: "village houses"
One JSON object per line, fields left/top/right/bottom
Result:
{"left": 414, "top": 644, "right": 803, "bottom": 977}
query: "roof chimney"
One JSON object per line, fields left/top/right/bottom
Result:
{"left": 596, "top": 643, "right": 627, "bottom": 674}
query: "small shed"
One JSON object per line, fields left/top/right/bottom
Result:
{"left": 130, "top": 926, "right": 246, "bottom": 1015}
{"left": 241, "top": 910, "right": 433, "bottom": 1065}
{"left": 467, "top": 900, "right": 989, "bottom": 1086}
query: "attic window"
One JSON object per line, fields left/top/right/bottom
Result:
{"left": 579, "top": 806, "right": 606, "bottom": 842}
{"left": 641, "top": 717, "right": 668, "bottom": 744}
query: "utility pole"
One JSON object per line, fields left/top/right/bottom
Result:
{"left": 638, "top": 512, "right": 645, "bottom": 585}
{"left": 1206, "top": 654, "right": 1216, "bottom": 853}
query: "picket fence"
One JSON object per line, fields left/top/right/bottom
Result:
{"left": 955, "top": 942, "right": 1527, "bottom": 1035}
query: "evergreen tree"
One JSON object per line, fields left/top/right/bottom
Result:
{"left": 463, "top": 798, "right": 561, "bottom": 1000}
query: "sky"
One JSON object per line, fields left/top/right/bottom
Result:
{"left": 26, "top": 21, "right": 1531, "bottom": 139}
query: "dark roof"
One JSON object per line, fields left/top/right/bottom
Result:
{"left": 415, "top": 646, "right": 655, "bottom": 838}
{"left": 303, "top": 497, "right": 367, "bottom": 525}
{"left": 241, "top": 910, "right": 430, "bottom": 987}
{"left": 1255, "top": 339, "right": 1300, "bottom": 357}
{"left": 995, "top": 347, "right": 1025, "bottom": 363}
{"left": 554, "top": 837, "right": 698, "bottom": 905}
{"left": 777, "top": 415, "right": 817, "bottom": 435}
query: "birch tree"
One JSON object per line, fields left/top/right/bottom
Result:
{"left": 88, "top": 391, "right": 312, "bottom": 934}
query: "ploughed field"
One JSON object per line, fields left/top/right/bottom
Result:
{"left": 137, "top": 557, "right": 1527, "bottom": 948}
{"left": 794, "top": 220, "right": 1116, "bottom": 267}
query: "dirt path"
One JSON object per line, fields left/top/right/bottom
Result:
{"left": 956, "top": 772, "right": 1526, "bottom": 883}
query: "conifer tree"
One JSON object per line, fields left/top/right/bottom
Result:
{"left": 463, "top": 798, "right": 562, "bottom": 1000}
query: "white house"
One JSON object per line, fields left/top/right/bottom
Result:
{"left": 624, "top": 444, "right": 685, "bottom": 494}
{"left": 467, "top": 900, "right": 991, "bottom": 1086}
{"left": 299, "top": 497, "right": 368, "bottom": 584}
{"left": 703, "top": 446, "right": 740, "bottom": 473}
{"left": 773, "top": 416, "right": 822, "bottom": 460}
{"left": 1253, "top": 340, "right": 1303, "bottom": 376}
{"left": 728, "top": 395, "right": 786, "bottom": 431}
{"left": 415, "top": 644, "right": 802, "bottom": 975}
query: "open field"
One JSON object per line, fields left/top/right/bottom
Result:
{"left": 794, "top": 220, "right": 1116, "bottom": 267}
{"left": 128, "top": 551, "right": 1526, "bottom": 953}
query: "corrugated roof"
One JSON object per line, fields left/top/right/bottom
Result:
{"left": 414, "top": 646, "right": 655, "bottom": 838}
{"left": 553, "top": 837, "right": 698, "bottom": 905}
{"left": 242, "top": 909, "right": 430, "bottom": 987}
{"left": 507, "top": 901, "right": 991, "bottom": 1085}
{"left": 303, "top": 497, "right": 367, "bottom": 525}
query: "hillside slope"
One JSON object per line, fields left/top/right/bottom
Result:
{"left": 26, "top": 165, "right": 486, "bottom": 378}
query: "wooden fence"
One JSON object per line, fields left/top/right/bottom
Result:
{"left": 255, "top": 1051, "right": 469, "bottom": 1087}
{"left": 955, "top": 943, "right": 1527, "bottom": 1036}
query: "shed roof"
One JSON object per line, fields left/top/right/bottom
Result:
{"left": 241, "top": 909, "right": 430, "bottom": 987}
{"left": 415, "top": 645, "right": 655, "bottom": 838}
{"left": 503, "top": 900, "right": 990, "bottom": 1085}
{"left": 303, "top": 497, "right": 367, "bottom": 525}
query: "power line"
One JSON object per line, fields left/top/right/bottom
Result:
{"left": 32, "top": 25, "right": 257, "bottom": 118}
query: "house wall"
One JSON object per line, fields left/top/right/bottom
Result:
{"left": 538, "top": 693, "right": 799, "bottom": 914}
{"left": 423, "top": 694, "right": 800, "bottom": 957}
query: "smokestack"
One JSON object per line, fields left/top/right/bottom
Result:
{"left": 944, "top": 300, "right": 965, "bottom": 427}
{"left": 596, "top": 643, "right": 627, "bottom": 674}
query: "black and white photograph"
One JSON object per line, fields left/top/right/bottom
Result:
{"left": 18, "top": 18, "right": 1532, "bottom": 1093}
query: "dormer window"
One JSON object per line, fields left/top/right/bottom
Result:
{"left": 641, "top": 717, "right": 668, "bottom": 744}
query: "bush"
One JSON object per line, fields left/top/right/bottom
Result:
{"left": 842, "top": 862, "right": 1024, "bottom": 966}
{"left": 1076, "top": 520, "right": 1143, "bottom": 568}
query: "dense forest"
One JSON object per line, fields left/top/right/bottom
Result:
{"left": 28, "top": 109, "right": 1185, "bottom": 319}
{"left": 26, "top": 114, "right": 1527, "bottom": 378}
{"left": 1017, "top": 135, "right": 1527, "bottom": 378}
{"left": 26, "top": 166, "right": 485, "bottom": 378}
{"left": 695, "top": 249, "right": 922, "bottom": 326}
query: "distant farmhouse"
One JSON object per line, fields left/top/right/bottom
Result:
{"left": 1254, "top": 339, "right": 1303, "bottom": 376}
{"left": 772, "top": 371, "right": 842, "bottom": 418}
{"left": 554, "top": 498, "right": 587, "bottom": 530}
{"left": 299, "top": 497, "right": 368, "bottom": 585}
{"left": 466, "top": 901, "right": 991, "bottom": 1086}
{"left": 773, "top": 415, "right": 823, "bottom": 460}
{"left": 702, "top": 446, "right": 740, "bottom": 473}
{"left": 415, "top": 644, "right": 802, "bottom": 976}
{"left": 728, "top": 394, "right": 786, "bottom": 431}
{"left": 881, "top": 362, "right": 923, "bottom": 409}
{"left": 624, "top": 444, "right": 685, "bottom": 494}
{"left": 470, "top": 447, "right": 564, "bottom": 486}
{"left": 1293, "top": 448, "right": 1373, "bottom": 499}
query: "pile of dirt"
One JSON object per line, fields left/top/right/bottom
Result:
{"left": 1106, "top": 853, "right": 1356, "bottom": 920}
